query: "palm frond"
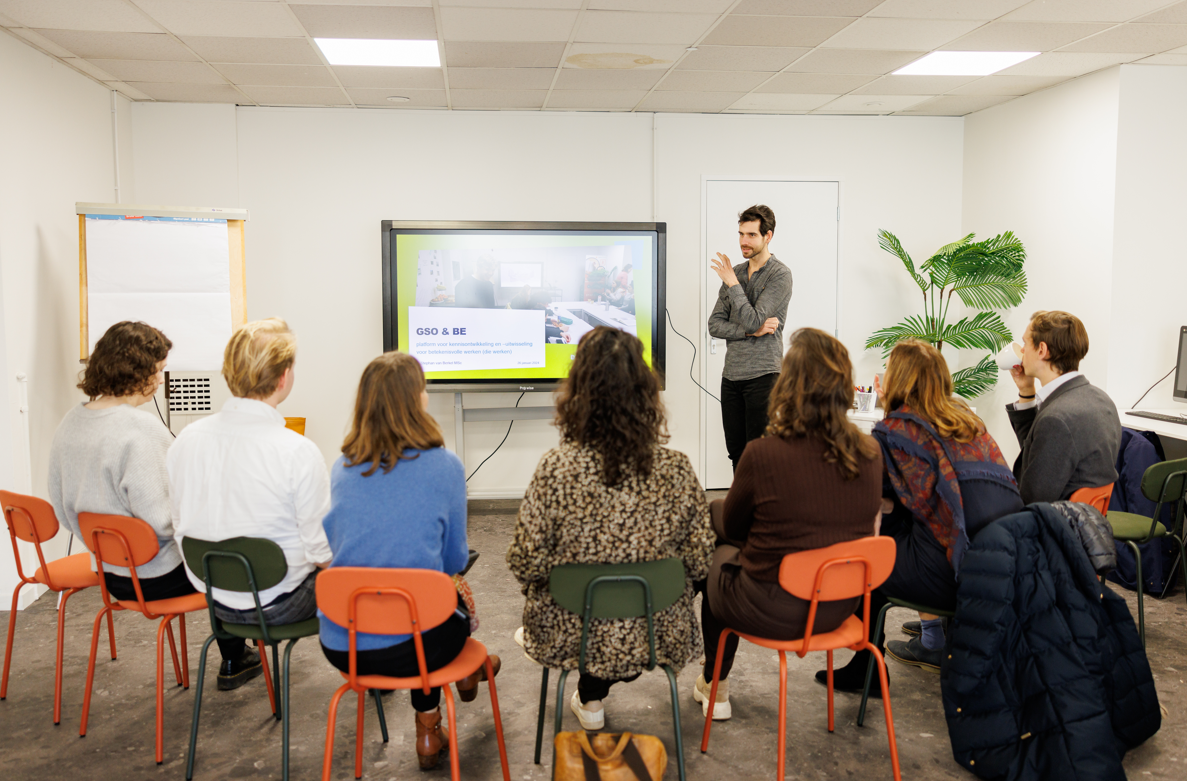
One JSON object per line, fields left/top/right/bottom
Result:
{"left": 952, "top": 267, "right": 1028, "bottom": 311}
{"left": 952, "top": 355, "right": 1000, "bottom": 400}
{"left": 865, "top": 314, "right": 938, "bottom": 354}
{"left": 950, "top": 232, "right": 1026, "bottom": 278}
{"left": 939, "top": 311, "right": 1012, "bottom": 352}
{"left": 877, "top": 229, "right": 928, "bottom": 293}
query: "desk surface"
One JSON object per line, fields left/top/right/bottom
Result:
{"left": 1120, "top": 407, "right": 1187, "bottom": 442}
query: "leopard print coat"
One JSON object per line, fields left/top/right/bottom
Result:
{"left": 507, "top": 442, "right": 713, "bottom": 680}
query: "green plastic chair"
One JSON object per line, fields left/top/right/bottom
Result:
{"left": 181, "top": 537, "right": 385, "bottom": 781}
{"left": 1102, "top": 457, "right": 1187, "bottom": 646}
{"left": 857, "top": 597, "right": 955, "bottom": 728}
{"left": 531, "top": 557, "right": 688, "bottom": 781}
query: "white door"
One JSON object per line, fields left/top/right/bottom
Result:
{"left": 702, "top": 179, "right": 840, "bottom": 489}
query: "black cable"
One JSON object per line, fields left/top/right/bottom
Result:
{"left": 665, "top": 308, "right": 720, "bottom": 403}
{"left": 1131, "top": 366, "right": 1176, "bottom": 409}
{"left": 466, "top": 392, "right": 525, "bottom": 482}
{"left": 153, "top": 395, "right": 176, "bottom": 438}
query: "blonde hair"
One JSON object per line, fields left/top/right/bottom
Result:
{"left": 882, "top": 340, "right": 983, "bottom": 443}
{"left": 222, "top": 318, "right": 297, "bottom": 399}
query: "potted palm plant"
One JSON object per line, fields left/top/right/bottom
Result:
{"left": 866, "top": 230, "right": 1027, "bottom": 399}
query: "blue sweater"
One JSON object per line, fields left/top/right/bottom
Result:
{"left": 318, "top": 448, "right": 469, "bottom": 652}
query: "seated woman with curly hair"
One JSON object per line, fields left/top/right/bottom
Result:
{"left": 507, "top": 326, "right": 714, "bottom": 731}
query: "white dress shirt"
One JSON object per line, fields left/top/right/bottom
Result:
{"left": 1011, "top": 370, "right": 1082, "bottom": 411}
{"left": 167, "top": 397, "right": 332, "bottom": 609}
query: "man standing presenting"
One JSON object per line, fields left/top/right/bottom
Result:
{"left": 454, "top": 256, "right": 497, "bottom": 309}
{"left": 708, "top": 205, "right": 793, "bottom": 472}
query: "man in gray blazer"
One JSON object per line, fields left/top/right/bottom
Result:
{"left": 1007, "top": 310, "right": 1121, "bottom": 504}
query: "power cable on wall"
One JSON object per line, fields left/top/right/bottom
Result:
{"left": 466, "top": 392, "right": 525, "bottom": 482}
{"left": 665, "top": 308, "right": 720, "bottom": 402}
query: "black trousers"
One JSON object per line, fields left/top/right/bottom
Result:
{"left": 720, "top": 373, "right": 779, "bottom": 471}
{"left": 578, "top": 672, "right": 641, "bottom": 704}
{"left": 103, "top": 564, "right": 246, "bottom": 662}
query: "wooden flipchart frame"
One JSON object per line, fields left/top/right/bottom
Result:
{"left": 76, "top": 203, "right": 248, "bottom": 361}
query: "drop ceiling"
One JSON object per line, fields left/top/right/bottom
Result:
{"left": 2, "top": 0, "right": 1186, "bottom": 116}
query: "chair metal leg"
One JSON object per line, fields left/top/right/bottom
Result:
{"left": 165, "top": 618, "right": 184, "bottom": 688}
{"left": 282, "top": 639, "right": 299, "bottom": 781}
{"left": 551, "top": 668, "right": 571, "bottom": 775}
{"left": 106, "top": 606, "right": 117, "bottom": 660}
{"left": 185, "top": 635, "right": 217, "bottom": 780}
{"left": 868, "top": 644, "right": 902, "bottom": 781}
{"left": 79, "top": 605, "right": 113, "bottom": 737}
{"left": 700, "top": 628, "right": 732, "bottom": 753}
{"left": 443, "top": 684, "right": 461, "bottom": 781}
{"left": 53, "top": 587, "right": 82, "bottom": 724}
{"left": 533, "top": 666, "right": 549, "bottom": 765}
{"left": 1127, "top": 540, "right": 1145, "bottom": 646}
{"left": 354, "top": 689, "right": 365, "bottom": 779}
{"left": 777, "top": 650, "right": 788, "bottom": 781}
{"left": 271, "top": 641, "right": 281, "bottom": 721}
{"left": 156, "top": 617, "right": 173, "bottom": 764}
{"left": 322, "top": 684, "right": 350, "bottom": 781}
{"left": 858, "top": 602, "right": 892, "bottom": 727}
{"left": 662, "top": 665, "right": 686, "bottom": 781}
{"left": 1, "top": 582, "right": 24, "bottom": 703}
{"left": 485, "top": 656, "right": 511, "bottom": 781}
{"left": 257, "top": 641, "right": 277, "bottom": 716}
{"left": 371, "top": 689, "right": 388, "bottom": 743}
{"left": 179, "top": 614, "right": 191, "bottom": 689}
{"left": 826, "top": 649, "right": 834, "bottom": 733}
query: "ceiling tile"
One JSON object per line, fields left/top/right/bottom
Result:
{"left": 575, "top": 11, "right": 717, "bottom": 45}
{"left": 215, "top": 63, "right": 337, "bottom": 87}
{"left": 703, "top": 15, "right": 851, "bottom": 47}
{"left": 0, "top": 0, "right": 160, "bottom": 33}
{"left": 180, "top": 36, "right": 323, "bottom": 65}
{"left": 292, "top": 4, "right": 438, "bottom": 39}
{"left": 450, "top": 89, "right": 549, "bottom": 108}
{"left": 1005, "top": 0, "right": 1170, "bottom": 23}
{"left": 345, "top": 87, "right": 448, "bottom": 108}
{"left": 554, "top": 68, "right": 665, "bottom": 89}
{"left": 1135, "top": 52, "right": 1187, "bottom": 65}
{"left": 33, "top": 29, "right": 200, "bottom": 61}
{"left": 128, "top": 82, "right": 246, "bottom": 103}
{"left": 898, "top": 94, "right": 1013, "bottom": 114}
{"left": 1135, "top": 2, "right": 1187, "bottom": 24}
{"left": 638, "top": 90, "right": 745, "bottom": 112}
{"left": 946, "top": 74, "right": 1064, "bottom": 94}
{"left": 332, "top": 65, "right": 444, "bottom": 88}
{"left": 942, "top": 21, "right": 1110, "bottom": 51}
{"left": 544, "top": 89, "right": 650, "bottom": 109}
{"left": 62, "top": 57, "right": 117, "bottom": 81}
{"left": 734, "top": 0, "right": 881, "bottom": 15}
{"left": 439, "top": 8, "right": 578, "bottom": 42}
{"left": 996, "top": 51, "right": 1138, "bottom": 75}
{"left": 447, "top": 68, "right": 555, "bottom": 90}
{"left": 88, "top": 59, "right": 227, "bottom": 84}
{"left": 869, "top": 0, "right": 1030, "bottom": 20}
{"left": 439, "top": 0, "right": 578, "bottom": 7}
{"left": 589, "top": 1, "right": 734, "bottom": 12}
{"left": 290, "top": 0, "right": 433, "bottom": 5}
{"left": 755, "top": 72, "right": 875, "bottom": 93}
{"left": 102, "top": 81, "right": 154, "bottom": 101}
{"left": 1060, "top": 24, "right": 1187, "bottom": 53}
{"left": 728, "top": 92, "right": 837, "bottom": 111}
{"left": 815, "top": 93, "right": 930, "bottom": 112}
{"left": 657, "top": 70, "right": 768, "bottom": 91}
{"left": 821, "top": 18, "right": 984, "bottom": 50}
{"left": 564, "top": 42, "right": 686, "bottom": 69}
{"left": 787, "top": 48, "right": 923, "bottom": 74}
{"left": 676, "top": 44, "right": 808, "bottom": 71}
{"left": 132, "top": 0, "right": 304, "bottom": 38}
{"left": 238, "top": 85, "right": 352, "bottom": 106}
{"left": 853, "top": 74, "right": 978, "bottom": 94}
{"left": 8, "top": 28, "right": 78, "bottom": 58}
{"left": 445, "top": 41, "right": 565, "bottom": 68}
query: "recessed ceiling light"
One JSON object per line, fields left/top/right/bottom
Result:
{"left": 386, "top": 96, "right": 410, "bottom": 103}
{"left": 315, "top": 38, "right": 440, "bottom": 68}
{"left": 863, "top": 101, "right": 885, "bottom": 107}
{"left": 893, "top": 51, "right": 1039, "bottom": 77}
{"left": 686, "top": 46, "right": 698, "bottom": 51}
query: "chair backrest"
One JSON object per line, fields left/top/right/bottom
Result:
{"left": 78, "top": 513, "right": 161, "bottom": 568}
{"left": 548, "top": 559, "right": 685, "bottom": 619}
{"left": 181, "top": 536, "right": 288, "bottom": 593}
{"left": 316, "top": 567, "right": 458, "bottom": 637}
{"left": 1, "top": 490, "right": 60, "bottom": 544}
{"left": 283, "top": 417, "right": 306, "bottom": 436}
{"left": 1070, "top": 484, "right": 1114, "bottom": 516}
{"left": 1140, "top": 457, "right": 1187, "bottom": 506}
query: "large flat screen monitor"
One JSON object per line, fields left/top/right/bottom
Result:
{"left": 382, "top": 221, "right": 666, "bottom": 392}
{"left": 1175, "top": 325, "right": 1187, "bottom": 404}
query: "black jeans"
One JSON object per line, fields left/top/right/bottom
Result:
{"left": 720, "top": 373, "right": 779, "bottom": 471}
{"left": 103, "top": 564, "right": 246, "bottom": 662}
{"left": 321, "top": 613, "right": 470, "bottom": 712}
{"left": 577, "top": 672, "right": 641, "bottom": 704}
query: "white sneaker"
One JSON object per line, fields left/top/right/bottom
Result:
{"left": 570, "top": 690, "right": 605, "bottom": 731}
{"left": 514, "top": 626, "right": 525, "bottom": 648}
{"left": 692, "top": 673, "right": 731, "bottom": 720}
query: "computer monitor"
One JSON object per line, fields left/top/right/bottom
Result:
{"left": 1175, "top": 325, "right": 1187, "bottom": 404}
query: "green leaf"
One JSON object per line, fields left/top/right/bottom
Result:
{"left": 878, "top": 230, "right": 928, "bottom": 293}
{"left": 939, "top": 311, "right": 1012, "bottom": 352}
{"left": 952, "top": 266, "right": 1028, "bottom": 311}
{"left": 921, "top": 233, "right": 975, "bottom": 290}
{"left": 865, "top": 315, "right": 939, "bottom": 355}
{"left": 952, "top": 354, "right": 999, "bottom": 399}
{"left": 949, "top": 232, "right": 1026, "bottom": 278}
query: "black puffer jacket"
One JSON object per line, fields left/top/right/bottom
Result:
{"left": 941, "top": 504, "right": 1160, "bottom": 781}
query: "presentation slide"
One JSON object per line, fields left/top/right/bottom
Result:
{"left": 393, "top": 231, "right": 655, "bottom": 381}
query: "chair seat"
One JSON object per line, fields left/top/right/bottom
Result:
{"left": 339, "top": 638, "right": 489, "bottom": 691}
{"left": 34, "top": 552, "right": 100, "bottom": 590}
{"left": 887, "top": 597, "right": 954, "bottom": 618}
{"left": 117, "top": 591, "right": 208, "bottom": 616}
{"left": 221, "top": 617, "right": 320, "bottom": 641}
{"left": 1107, "top": 511, "right": 1168, "bottom": 541}
{"left": 734, "top": 615, "right": 865, "bottom": 654}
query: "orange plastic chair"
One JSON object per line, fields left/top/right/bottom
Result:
{"left": 701, "top": 536, "right": 902, "bottom": 781}
{"left": 76, "top": 513, "right": 232, "bottom": 766}
{"left": 1070, "top": 483, "right": 1114, "bottom": 516}
{"left": 317, "top": 568, "right": 510, "bottom": 781}
{"left": 1, "top": 491, "right": 112, "bottom": 724}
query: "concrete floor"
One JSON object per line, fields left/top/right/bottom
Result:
{"left": 1, "top": 496, "right": 1185, "bottom": 780}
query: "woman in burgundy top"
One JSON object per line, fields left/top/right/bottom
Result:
{"left": 693, "top": 328, "right": 883, "bottom": 721}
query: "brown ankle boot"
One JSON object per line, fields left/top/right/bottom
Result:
{"left": 415, "top": 708, "right": 449, "bottom": 770}
{"left": 457, "top": 654, "right": 502, "bottom": 703}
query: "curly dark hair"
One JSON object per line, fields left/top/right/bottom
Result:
{"left": 554, "top": 326, "right": 668, "bottom": 487}
{"left": 79, "top": 321, "right": 172, "bottom": 399}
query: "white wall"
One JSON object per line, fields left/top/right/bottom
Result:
{"left": 962, "top": 67, "right": 1122, "bottom": 464}
{"left": 0, "top": 30, "right": 122, "bottom": 606}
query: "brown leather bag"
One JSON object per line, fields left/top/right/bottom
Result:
{"left": 553, "top": 731, "right": 667, "bottom": 781}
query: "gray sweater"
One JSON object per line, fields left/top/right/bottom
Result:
{"left": 47, "top": 403, "right": 181, "bottom": 579}
{"left": 1006, "top": 376, "right": 1121, "bottom": 505}
{"left": 707, "top": 255, "right": 793, "bottom": 381}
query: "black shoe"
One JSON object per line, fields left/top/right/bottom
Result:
{"left": 886, "top": 637, "right": 942, "bottom": 673}
{"left": 813, "top": 653, "right": 886, "bottom": 699}
{"left": 218, "top": 649, "right": 263, "bottom": 691}
{"left": 901, "top": 620, "right": 922, "bottom": 637}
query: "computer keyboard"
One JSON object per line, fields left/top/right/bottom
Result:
{"left": 1125, "top": 410, "right": 1187, "bottom": 425}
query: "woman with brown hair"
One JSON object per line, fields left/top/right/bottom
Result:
{"left": 508, "top": 326, "right": 714, "bottom": 731}
{"left": 319, "top": 351, "right": 497, "bottom": 771}
{"left": 821, "top": 339, "right": 1022, "bottom": 691}
{"left": 693, "top": 327, "right": 883, "bottom": 720}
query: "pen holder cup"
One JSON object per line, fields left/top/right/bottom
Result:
{"left": 854, "top": 392, "right": 876, "bottom": 413}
